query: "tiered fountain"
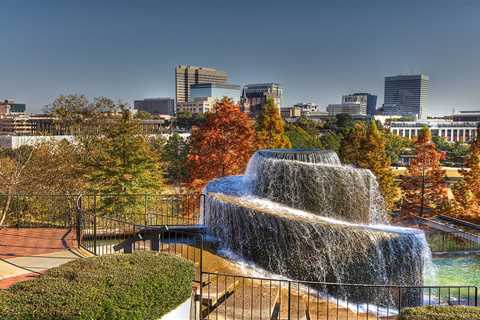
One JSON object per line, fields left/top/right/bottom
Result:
{"left": 203, "top": 149, "right": 431, "bottom": 306}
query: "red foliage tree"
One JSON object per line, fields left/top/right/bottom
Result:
{"left": 401, "top": 127, "right": 448, "bottom": 217}
{"left": 451, "top": 125, "right": 480, "bottom": 221}
{"left": 188, "top": 98, "right": 256, "bottom": 191}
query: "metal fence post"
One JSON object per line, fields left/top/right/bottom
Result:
{"left": 144, "top": 194, "right": 148, "bottom": 226}
{"left": 287, "top": 281, "right": 291, "bottom": 320}
{"left": 93, "top": 194, "right": 97, "bottom": 255}
{"left": 398, "top": 287, "right": 402, "bottom": 315}
{"left": 76, "top": 196, "right": 82, "bottom": 248}
{"left": 475, "top": 287, "right": 478, "bottom": 306}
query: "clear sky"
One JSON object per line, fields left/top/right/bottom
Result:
{"left": 1, "top": 0, "right": 479, "bottom": 115}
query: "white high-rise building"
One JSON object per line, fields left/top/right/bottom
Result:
{"left": 383, "top": 74, "right": 429, "bottom": 119}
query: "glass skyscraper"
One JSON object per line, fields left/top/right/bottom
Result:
{"left": 383, "top": 74, "right": 429, "bottom": 119}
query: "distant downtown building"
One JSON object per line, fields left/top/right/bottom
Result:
{"left": 175, "top": 65, "right": 228, "bottom": 106}
{"left": 293, "top": 102, "right": 319, "bottom": 114}
{"left": 327, "top": 103, "right": 366, "bottom": 116}
{"left": 342, "top": 93, "right": 377, "bottom": 116}
{"left": 390, "top": 120, "right": 478, "bottom": 143}
{"left": 177, "top": 83, "right": 241, "bottom": 114}
{"left": 190, "top": 83, "right": 241, "bottom": 102}
{"left": 383, "top": 74, "right": 429, "bottom": 119}
{"left": 0, "top": 100, "right": 26, "bottom": 116}
{"left": 241, "top": 83, "right": 284, "bottom": 115}
{"left": 134, "top": 98, "right": 175, "bottom": 116}
{"left": 452, "top": 110, "right": 480, "bottom": 122}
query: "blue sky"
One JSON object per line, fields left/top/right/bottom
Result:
{"left": 1, "top": 0, "right": 479, "bottom": 115}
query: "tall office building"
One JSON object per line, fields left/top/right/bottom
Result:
{"left": 383, "top": 74, "right": 429, "bottom": 119}
{"left": 343, "top": 93, "right": 377, "bottom": 116}
{"left": 175, "top": 65, "right": 228, "bottom": 105}
{"left": 241, "top": 83, "right": 284, "bottom": 115}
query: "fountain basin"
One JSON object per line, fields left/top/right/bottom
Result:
{"left": 245, "top": 149, "right": 387, "bottom": 224}
{"left": 204, "top": 192, "right": 427, "bottom": 306}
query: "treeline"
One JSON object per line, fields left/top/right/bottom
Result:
{"left": 1, "top": 94, "right": 480, "bottom": 223}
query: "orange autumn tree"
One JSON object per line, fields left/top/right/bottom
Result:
{"left": 451, "top": 125, "right": 480, "bottom": 219}
{"left": 188, "top": 98, "right": 256, "bottom": 191}
{"left": 256, "top": 97, "right": 291, "bottom": 149}
{"left": 401, "top": 127, "right": 448, "bottom": 217}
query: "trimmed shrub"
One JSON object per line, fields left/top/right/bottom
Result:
{"left": 0, "top": 252, "right": 194, "bottom": 320}
{"left": 400, "top": 305, "right": 480, "bottom": 320}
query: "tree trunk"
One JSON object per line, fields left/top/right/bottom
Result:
{"left": 0, "top": 193, "right": 13, "bottom": 226}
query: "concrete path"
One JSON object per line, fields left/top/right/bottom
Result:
{"left": 0, "top": 227, "right": 90, "bottom": 288}
{"left": 0, "top": 248, "right": 91, "bottom": 288}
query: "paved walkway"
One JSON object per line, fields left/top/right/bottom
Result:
{"left": 0, "top": 228, "right": 77, "bottom": 259}
{"left": 0, "top": 227, "right": 89, "bottom": 289}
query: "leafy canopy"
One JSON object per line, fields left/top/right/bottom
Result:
{"left": 188, "top": 98, "right": 256, "bottom": 191}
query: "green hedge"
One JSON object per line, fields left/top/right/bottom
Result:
{"left": 0, "top": 252, "right": 194, "bottom": 320}
{"left": 400, "top": 305, "right": 480, "bottom": 320}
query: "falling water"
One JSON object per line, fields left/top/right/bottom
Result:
{"left": 203, "top": 149, "right": 432, "bottom": 307}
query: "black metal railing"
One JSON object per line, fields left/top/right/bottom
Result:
{"left": 78, "top": 193, "right": 202, "bottom": 226}
{"left": 0, "top": 194, "right": 77, "bottom": 228}
{"left": 426, "top": 230, "right": 480, "bottom": 253}
{"left": 199, "top": 272, "right": 478, "bottom": 320}
{"left": 0, "top": 193, "right": 202, "bottom": 228}
{"left": 76, "top": 195, "right": 204, "bottom": 281}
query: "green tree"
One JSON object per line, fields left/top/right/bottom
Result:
{"left": 80, "top": 109, "right": 164, "bottom": 214}
{"left": 47, "top": 95, "right": 120, "bottom": 134}
{"left": 335, "top": 113, "right": 354, "bottom": 131}
{"left": 385, "top": 132, "right": 414, "bottom": 165}
{"left": 340, "top": 121, "right": 399, "bottom": 210}
{"left": 135, "top": 110, "right": 153, "bottom": 120}
{"left": 319, "top": 132, "right": 342, "bottom": 152}
{"left": 162, "top": 133, "right": 190, "bottom": 186}
{"left": 285, "top": 124, "right": 322, "bottom": 149}
{"left": 256, "top": 97, "right": 291, "bottom": 149}
{"left": 339, "top": 122, "right": 367, "bottom": 164}
{"left": 175, "top": 111, "right": 206, "bottom": 130}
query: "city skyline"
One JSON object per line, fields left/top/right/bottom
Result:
{"left": 1, "top": 0, "right": 479, "bottom": 115}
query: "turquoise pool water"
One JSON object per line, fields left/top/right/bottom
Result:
{"left": 426, "top": 255, "right": 480, "bottom": 287}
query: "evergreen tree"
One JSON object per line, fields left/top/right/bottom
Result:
{"left": 80, "top": 109, "right": 164, "bottom": 214}
{"left": 162, "top": 133, "right": 190, "bottom": 187}
{"left": 339, "top": 121, "right": 367, "bottom": 165}
{"left": 188, "top": 98, "right": 256, "bottom": 191}
{"left": 340, "top": 121, "right": 399, "bottom": 210}
{"left": 285, "top": 124, "right": 323, "bottom": 149}
{"left": 401, "top": 127, "right": 448, "bottom": 217}
{"left": 256, "top": 97, "right": 291, "bottom": 149}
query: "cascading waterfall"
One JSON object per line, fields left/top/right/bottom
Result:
{"left": 203, "top": 149, "right": 432, "bottom": 307}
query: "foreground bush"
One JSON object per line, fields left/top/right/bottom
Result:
{"left": 0, "top": 252, "right": 194, "bottom": 320}
{"left": 400, "top": 305, "right": 480, "bottom": 320}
